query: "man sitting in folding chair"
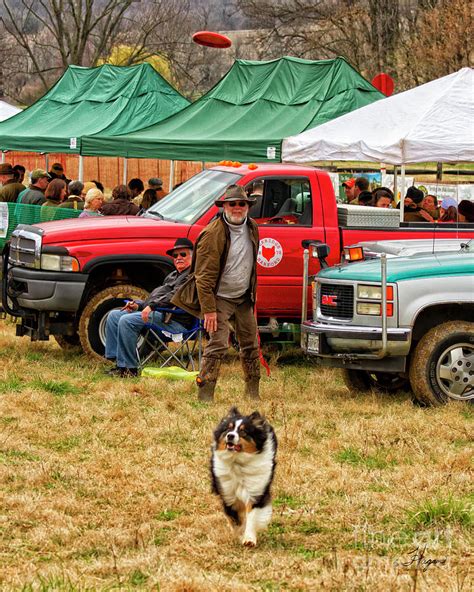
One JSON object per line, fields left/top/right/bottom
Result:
{"left": 104, "top": 238, "right": 194, "bottom": 377}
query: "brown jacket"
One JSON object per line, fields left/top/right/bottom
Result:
{"left": 101, "top": 198, "right": 139, "bottom": 216}
{"left": 172, "top": 215, "right": 259, "bottom": 317}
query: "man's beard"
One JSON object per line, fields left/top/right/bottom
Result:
{"left": 225, "top": 211, "right": 246, "bottom": 224}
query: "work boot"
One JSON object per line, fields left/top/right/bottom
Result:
{"left": 241, "top": 355, "right": 261, "bottom": 400}
{"left": 196, "top": 356, "right": 221, "bottom": 403}
{"left": 197, "top": 379, "right": 217, "bottom": 402}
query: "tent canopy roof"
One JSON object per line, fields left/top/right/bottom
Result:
{"left": 282, "top": 67, "right": 474, "bottom": 164}
{"left": 81, "top": 56, "right": 384, "bottom": 161}
{"left": 0, "top": 63, "right": 189, "bottom": 154}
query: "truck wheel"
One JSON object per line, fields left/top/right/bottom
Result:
{"left": 79, "top": 285, "right": 149, "bottom": 360}
{"left": 342, "top": 368, "right": 409, "bottom": 394}
{"left": 54, "top": 334, "right": 81, "bottom": 350}
{"left": 409, "top": 322, "right": 474, "bottom": 406}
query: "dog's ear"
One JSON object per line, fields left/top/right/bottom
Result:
{"left": 248, "top": 411, "right": 262, "bottom": 420}
{"left": 228, "top": 406, "right": 241, "bottom": 417}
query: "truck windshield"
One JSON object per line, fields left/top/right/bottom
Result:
{"left": 144, "top": 170, "right": 242, "bottom": 223}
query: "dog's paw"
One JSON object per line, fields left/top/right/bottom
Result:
{"left": 242, "top": 536, "right": 257, "bottom": 547}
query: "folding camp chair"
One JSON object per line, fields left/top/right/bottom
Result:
{"left": 137, "top": 308, "right": 203, "bottom": 371}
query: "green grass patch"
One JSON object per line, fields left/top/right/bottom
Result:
{"left": 156, "top": 509, "right": 182, "bottom": 521}
{"left": 274, "top": 493, "right": 305, "bottom": 509}
{"left": 129, "top": 569, "right": 149, "bottom": 586}
{"left": 296, "top": 521, "right": 324, "bottom": 535}
{"left": 335, "top": 446, "right": 397, "bottom": 470}
{"left": 0, "top": 375, "right": 24, "bottom": 393}
{"left": 31, "top": 379, "right": 81, "bottom": 397}
{"left": 0, "top": 449, "right": 40, "bottom": 463}
{"left": 48, "top": 436, "right": 82, "bottom": 452}
{"left": 406, "top": 495, "right": 473, "bottom": 528}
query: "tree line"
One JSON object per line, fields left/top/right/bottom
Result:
{"left": 0, "top": 0, "right": 470, "bottom": 105}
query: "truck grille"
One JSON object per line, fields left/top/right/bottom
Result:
{"left": 9, "top": 226, "right": 43, "bottom": 269}
{"left": 320, "top": 284, "right": 353, "bottom": 319}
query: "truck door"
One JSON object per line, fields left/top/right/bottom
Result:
{"left": 245, "top": 176, "right": 325, "bottom": 317}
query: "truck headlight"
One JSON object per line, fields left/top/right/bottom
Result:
{"left": 40, "top": 254, "right": 80, "bottom": 272}
{"left": 357, "top": 284, "right": 393, "bottom": 300}
{"left": 357, "top": 302, "right": 381, "bottom": 315}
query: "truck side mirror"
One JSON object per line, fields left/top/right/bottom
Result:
{"left": 301, "top": 240, "right": 330, "bottom": 268}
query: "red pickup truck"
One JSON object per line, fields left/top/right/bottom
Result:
{"left": 3, "top": 163, "right": 473, "bottom": 357}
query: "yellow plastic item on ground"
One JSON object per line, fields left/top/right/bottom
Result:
{"left": 141, "top": 366, "right": 198, "bottom": 381}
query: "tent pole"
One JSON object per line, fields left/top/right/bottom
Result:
{"left": 169, "top": 160, "right": 175, "bottom": 192}
{"left": 399, "top": 164, "right": 406, "bottom": 224}
{"left": 123, "top": 158, "right": 128, "bottom": 185}
{"left": 78, "top": 155, "right": 84, "bottom": 182}
{"left": 1, "top": 151, "right": 5, "bottom": 164}
{"left": 44, "top": 154, "right": 49, "bottom": 171}
{"left": 393, "top": 167, "right": 398, "bottom": 203}
{"left": 201, "top": 161, "right": 205, "bottom": 171}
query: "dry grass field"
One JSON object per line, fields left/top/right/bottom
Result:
{"left": 0, "top": 320, "right": 472, "bottom": 591}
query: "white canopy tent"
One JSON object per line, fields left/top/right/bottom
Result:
{"left": 0, "top": 100, "right": 21, "bottom": 122}
{"left": 282, "top": 67, "right": 474, "bottom": 165}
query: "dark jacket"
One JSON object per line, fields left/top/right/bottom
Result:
{"left": 18, "top": 185, "right": 46, "bottom": 205}
{"left": 59, "top": 195, "right": 84, "bottom": 210}
{"left": 0, "top": 180, "right": 25, "bottom": 203}
{"left": 172, "top": 214, "right": 259, "bottom": 316}
{"left": 143, "top": 267, "right": 193, "bottom": 327}
{"left": 101, "top": 198, "right": 139, "bottom": 216}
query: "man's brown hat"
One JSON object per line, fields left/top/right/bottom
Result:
{"left": 215, "top": 184, "right": 256, "bottom": 207}
{"left": 0, "top": 163, "right": 14, "bottom": 176}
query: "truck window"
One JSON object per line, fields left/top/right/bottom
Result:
{"left": 246, "top": 178, "right": 312, "bottom": 226}
{"left": 145, "top": 170, "right": 242, "bottom": 224}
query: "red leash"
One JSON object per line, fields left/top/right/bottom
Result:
{"left": 255, "top": 304, "right": 271, "bottom": 377}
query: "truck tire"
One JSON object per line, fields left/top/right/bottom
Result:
{"left": 409, "top": 321, "right": 474, "bottom": 406}
{"left": 342, "top": 368, "right": 409, "bottom": 394}
{"left": 79, "top": 285, "right": 149, "bottom": 360}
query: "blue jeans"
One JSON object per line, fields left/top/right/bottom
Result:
{"left": 105, "top": 309, "right": 187, "bottom": 369}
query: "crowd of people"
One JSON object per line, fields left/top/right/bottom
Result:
{"left": 342, "top": 176, "right": 474, "bottom": 223}
{"left": 0, "top": 161, "right": 168, "bottom": 217}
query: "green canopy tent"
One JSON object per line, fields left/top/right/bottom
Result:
{"left": 0, "top": 63, "right": 189, "bottom": 154}
{"left": 81, "top": 56, "right": 384, "bottom": 162}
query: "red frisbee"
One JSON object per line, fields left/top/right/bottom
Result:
{"left": 372, "top": 73, "right": 394, "bottom": 97}
{"left": 192, "top": 31, "right": 232, "bottom": 49}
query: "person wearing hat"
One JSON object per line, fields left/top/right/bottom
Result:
{"left": 17, "top": 169, "right": 51, "bottom": 205}
{"left": 172, "top": 184, "right": 261, "bottom": 402}
{"left": 342, "top": 177, "right": 356, "bottom": 202}
{"left": 439, "top": 197, "right": 458, "bottom": 223}
{"left": 0, "top": 163, "right": 25, "bottom": 203}
{"left": 104, "top": 238, "right": 194, "bottom": 377}
{"left": 49, "top": 162, "right": 71, "bottom": 185}
{"left": 148, "top": 177, "right": 167, "bottom": 201}
{"left": 402, "top": 186, "right": 433, "bottom": 222}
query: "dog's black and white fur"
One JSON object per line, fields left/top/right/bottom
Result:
{"left": 211, "top": 407, "right": 277, "bottom": 547}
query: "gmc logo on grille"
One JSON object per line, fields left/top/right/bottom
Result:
{"left": 322, "top": 294, "right": 338, "bottom": 306}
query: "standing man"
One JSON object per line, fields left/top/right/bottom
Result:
{"left": 0, "top": 163, "right": 25, "bottom": 202}
{"left": 17, "top": 169, "right": 50, "bottom": 204}
{"left": 148, "top": 177, "right": 167, "bottom": 201}
{"left": 173, "top": 185, "right": 260, "bottom": 402}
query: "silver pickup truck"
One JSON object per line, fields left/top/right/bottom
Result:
{"left": 300, "top": 241, "right": 474, "bottom": 406}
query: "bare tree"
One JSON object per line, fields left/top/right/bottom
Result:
{"left": 0, "top": 0, "right": 192, "bottom": 97}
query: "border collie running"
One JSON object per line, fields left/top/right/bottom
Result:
{"left": 211, "top": 407, "right": 277, "bottom": 547}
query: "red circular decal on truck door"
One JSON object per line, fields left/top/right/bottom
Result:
{"left": 258, "top": 238, "right": 283, "bottom": 268}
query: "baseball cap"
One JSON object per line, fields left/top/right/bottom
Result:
{"left": 0, "top": 163, "right": 14, "bottom": 176}
{"left": 31, "top": 169, "right": 51, "bottom": 181}
{"left": 342, "top": 178, "right": 356, "bottom": 188}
